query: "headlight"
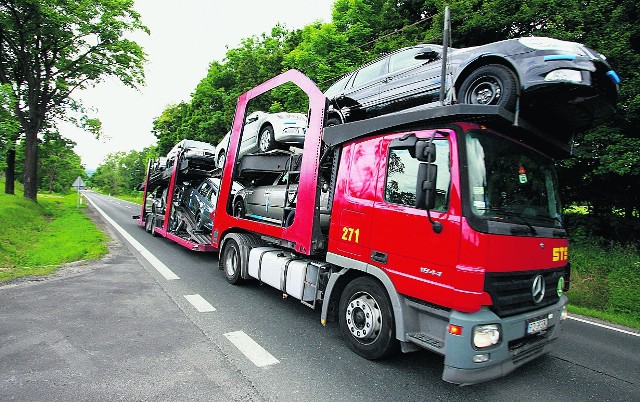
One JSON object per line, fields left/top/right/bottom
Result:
{"left": 545, "top": 69, "right": 583, "bottom": 83}
{"left": 473, "top": 324, "right": 501, "bottom": 349}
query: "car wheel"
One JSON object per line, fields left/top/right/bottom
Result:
{"left": 339, "top": 276, "right": 399, "bottom": 360}
{"left": 233, "top": 199, "right": 245, "bottom": 218}
{"left": 222, "top": 238, "right": 244, "bottom": 285}
{"left": 258, "top": 125, "right": 276, "bottom": 152}
{"left": 326, "top": 117, "right": 341, "bottom": 127}
{"left": 217, "top": 152, "right": 226, "bottom": 169}
{"left": 195, "top": 211, "right": 203, "bottom": 231}
{"left": 150, "top": 216, "right": 160, "bottom": 237}
{"left": 458, "top": 64, "right": 517, "bottom": 111}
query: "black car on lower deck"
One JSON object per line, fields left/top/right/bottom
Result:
{"left": 324, "top": 36, "right": 620, "bottom": 135}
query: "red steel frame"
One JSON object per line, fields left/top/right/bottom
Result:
{"left": 137, "top": 149, "right": 215, "bottom": 252}
{"left": 212, "top": 69, "right": 326, "bottom": 255}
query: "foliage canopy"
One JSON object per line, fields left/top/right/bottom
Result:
{"left": 0, "top": 0, "right": 148, "bottom": 200}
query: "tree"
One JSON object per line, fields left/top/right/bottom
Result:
{"left": 0, "top": 83, "right": 19, "bottom": 194}
{"left": 37, "top": 132, "right": 84, "bottom": 193}
{"left": 89, "top": 147, "right": 154, "bottom": 195}
{"left": 0, "top": 0, "right": 148, "bottom": 201}
{"left": 14, "top": 131, "right": 85, "bottom": 193}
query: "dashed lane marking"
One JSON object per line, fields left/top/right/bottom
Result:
{"left": 83, "top": 193, "right": 180, "bottom": 280}
{"left": 184, "top": 294, "right": 216, "bottom": 312}
{"left": 224, "top": 331, "right": 280, "bottom": 367}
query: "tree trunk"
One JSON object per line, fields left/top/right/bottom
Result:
{"left": 23, "top": 127, "right": 39, "bottom": 201}
{"left": 4, "top": 149, "right": 16, "bottom": 195}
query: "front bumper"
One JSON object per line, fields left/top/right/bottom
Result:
{"left": 442, "top": 295, "right": 568, "bottom": 385}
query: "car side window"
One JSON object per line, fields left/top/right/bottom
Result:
{"left": 388, "top": 48, "right": 424, "bottom": 73}
{"left": 324, "top": 74, "right": 351, "bottom": 98}
{"left": 384, "top": 139, "right": 450, "bottom": 212}
{"left": 351, "top": 59, "right": 387, "bottom": 88}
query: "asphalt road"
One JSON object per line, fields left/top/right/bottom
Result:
{"left": 1, "top": 191, "right": 638, "bottom": 401}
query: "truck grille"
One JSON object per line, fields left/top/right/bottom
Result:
{"left": 484, "top": 267, "right": 566, "bottom": 317}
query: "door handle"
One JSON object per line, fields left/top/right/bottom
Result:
{"left": 371, "top": 250, "right": 388, "bottom": 264}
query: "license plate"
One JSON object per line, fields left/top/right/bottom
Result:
{"left": 526, "top": 316, "right": 549, "bottom": 334}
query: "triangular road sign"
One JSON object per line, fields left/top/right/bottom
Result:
{"left": 72, "top": 176, "right": 86, "bottom": 190}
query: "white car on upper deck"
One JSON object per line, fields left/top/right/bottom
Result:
{"left": 214, "top": 111, "right": 307, "bottom": 168}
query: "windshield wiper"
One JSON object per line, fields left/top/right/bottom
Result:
{"left": 476, "top": 207, "right": 538, "bottom": 235}
{"left": 530, "top": 215, "right": 567, "bottom": 236}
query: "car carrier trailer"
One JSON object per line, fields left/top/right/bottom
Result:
{"left": 136, "top": 69, "right": 574, "bottom": 385}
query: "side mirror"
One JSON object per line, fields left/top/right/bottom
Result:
{"left": 416, "top": 163, "right": 438, "bottom": 210}
{"left": 415, "top": 140, "right": 436, "bottom": 162}
{"left": 414, "top": 48, "right": 440, "bottom": 62}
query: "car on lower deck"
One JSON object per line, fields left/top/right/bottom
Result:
{"left": 183, "top": 178, "right": 243, "bottom": 232}
{"left": 231, "top": 172, "right": 330, "bottom": 229}
{"left": 324, "top": 36, "right": 620, "bottom": 134}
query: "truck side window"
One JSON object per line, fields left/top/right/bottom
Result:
{"left": 385, "top": 140, "right": 450, "bottom": 212}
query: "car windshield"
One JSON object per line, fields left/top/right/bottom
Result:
{"left": 465, "top": 130, "right": 563, "bottom": 229}
{"left": 183, "top": 140, "right": 216, "bottom": 151}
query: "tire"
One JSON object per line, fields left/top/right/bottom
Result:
{"left": 145, "top": 215, "right": 153, "bottom": 233}
{"left": 195, "top": 211, "right": 203, "bottom": 231}
{"left": 233, "top": 198, "right": 245, "bottom": 218}
{"left": 150, "top": 216, "right": 159, "bottom": 237}
{"left": 457, "top": 64, "right": 517, "bottom": 111}
{"left": 326, "top": 117, "right": 341, "bottom": 127}
{"left": 221, "top": 238, "right": 243, "bottom": 285}
{"left": 258, "top": 125, "right": 276, "bottom": 152}
{"left": 217, "top": 152, "right": 226, "bottom": 169}
{"left": 339, "top": 276, "right": 398, "bottom": 360}
{"left": 284, "top": 210, "right": 295, "bottom": 227}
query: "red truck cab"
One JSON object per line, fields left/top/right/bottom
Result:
{"left": 323, "top": 118, "right": 569, "bottom": 383}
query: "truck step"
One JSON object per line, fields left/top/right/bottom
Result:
{"left": 407, "top": 332, "right": 445, "bottom": 350}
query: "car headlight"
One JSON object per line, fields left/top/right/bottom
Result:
{"left": 545, "top": 69, "right": 583, "bottom": 83}
{"left": 473, "top": 324, "right": 501, "bottom": 349}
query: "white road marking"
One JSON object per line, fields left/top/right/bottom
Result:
{"left": 568, "top": 315, "right": 640, "bottom": 337}
{"left": 83, "top": 193, "right": 180, "bottom": 280}
{"left": 184, "top": 294, "right": 216, "bottom": 312}
{"left": 224, "top": 331, "right": 280, "bottom": 367}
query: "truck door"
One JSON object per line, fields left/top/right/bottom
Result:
{"left": 368, "top": 131, "right": 462, "bottom": 304}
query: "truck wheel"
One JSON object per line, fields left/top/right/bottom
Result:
{"left": 339, "top": 276, "right": 398, "bottom": 360}
{"left": 457, "top": 64, "right": 517, "bottom": 111}
{"left": 222, "top": 238, "right": 243, "bottom": 285}
{"left": 258, "top": 125, "right": 276, "bottom": 152}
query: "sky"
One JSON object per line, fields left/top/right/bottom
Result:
{"left": 61, "top": 0, "right": 335, "bottom": 170}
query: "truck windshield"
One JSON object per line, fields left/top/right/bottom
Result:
{"left": 465, "top": 130, "right": 563, "bottom": 231}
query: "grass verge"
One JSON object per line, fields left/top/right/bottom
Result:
{"left": 0, "top": 179, "right": 108, "bottom": 282}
